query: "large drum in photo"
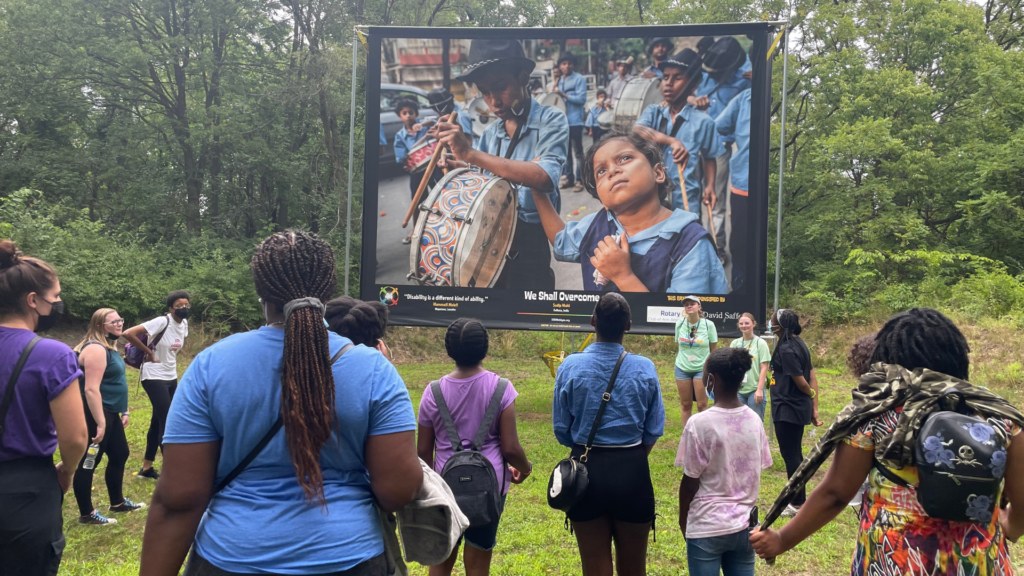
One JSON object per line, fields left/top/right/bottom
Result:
{"left": 535, "top": 92, "right": 566, "bottom": 114}
{"left": 613, "top": 77, "right": 661, "bottom": 133}
{"left": 409, "top": 168, "right": 518, "bottom": 288}
{"left": 405, "top": 139, "right": 438, "bottom": 173}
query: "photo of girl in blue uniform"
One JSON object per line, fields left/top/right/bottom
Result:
{"left": 528, "top": 131, "right": 727, "bottom": 294}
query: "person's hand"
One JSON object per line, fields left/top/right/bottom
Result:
{"left": 146, "top": 350, "right": 157, "bottom": 364}
{"left": 436, "top": 120, "right": 474, "bottom": 163}
{"left": 742, "top": 69, "right": 752, "bottom": 80}
{"left": 643, "top": 71, "right": 657, "bottom": 79}
{"left": 1000, "top": 506, "right": 1020, "bottom": 543}
{"left": 692, "top": 95, "right": 710, "bottom": 110}
{"left": 588, "top": 128, "right": 593, "bottom": 137}
{"left": 749, "top": 526, "right": 786, "bottom": 558}
{"left": 92, "top": 420, "right": 106, "bottom": 444}
{"left": 755, "top": 389, "right": 764, "bottom": 404}
{"left": 703, "top": 186, "right": 716, "bottom": 210}
{"left": 426, "top": 124, "right": 440, "bottom": 139}
{"left": 121, "top": 413, "right": 130, "bottom": 428}
{"left": 55, "top": 462, "right": 73, "bottom": 494}
{"left": 509, "top": 463, "right": 531, "bottom": 484}
{"left": 669, "top": 138, "right": 690, "bottom": 166}
{"left": 412, "top": 122, "right": 424, "bottom": 132}
{"left": 591, "top": 235, "right": 634, "bottom": 285}
{"left": 813, "top": 407, "right": 823, "bottom": 427}
{"left": 436, "top": 151, "right": 469, "bottom": 171}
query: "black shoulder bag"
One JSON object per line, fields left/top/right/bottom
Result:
{"left": 0, "top": 336, "right": 42, "bottom": 445}
{"left": 546, "top": 350, "right": 628, "bottom": 512}
{"left": 215, "top": 343, "right": 353, "bottom": 493}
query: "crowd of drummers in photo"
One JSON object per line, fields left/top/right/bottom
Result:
{"left": 391, "top": 36, "right": 753, "bottom": 294}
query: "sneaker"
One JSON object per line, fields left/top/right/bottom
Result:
{"left": 109, "top": 499, "right": 146, "bottom": 513}
{"left": 80, "top": 511, "right": 117, "bottom": 525}
{"left": 572, "top": 182, "right": 584, "bottom": 193}
{"left": 780, "top": 504, "right": 801, "bottom": 518}
{"left": 401, "top": 236, "right": 412, "bottom": 245}
{"left": 137, "top": 467, "right": 159, "bottom": 480}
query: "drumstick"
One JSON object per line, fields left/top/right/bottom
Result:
{"left": 402, "top": 111, "right": 458, "bottom": 229}
{"left": 705, "top": 201, "right": 718, "bottom": 249}
{"left": 675, "top": 162, "right": 690, "bottom": 212}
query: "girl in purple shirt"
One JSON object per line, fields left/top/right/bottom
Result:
{"left": 417, "top": 318, "right": 532, "bottom": 576}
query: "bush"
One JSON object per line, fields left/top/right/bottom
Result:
{"left": 949, "top": 270, "right": 1024, "bottom": 321}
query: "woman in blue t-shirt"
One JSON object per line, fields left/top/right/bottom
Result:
{"left": 73, "top": 308, "right": 145, "bottom": 525}
{"left": 0, "top": 240, "right": 88, "bottom": 576}
{"left": 140, "top": 231, "right": 423, "bottom": 576}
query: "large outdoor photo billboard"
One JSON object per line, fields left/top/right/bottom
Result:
{"left": 361, "top": 24, "right": 775, "bottom": 336}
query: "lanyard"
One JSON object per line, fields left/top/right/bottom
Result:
{"left": 683, "top": 319, "right": 703, "bottom": 348}
{"left": 742, "top": 337, "right": 756, "bottom": 350}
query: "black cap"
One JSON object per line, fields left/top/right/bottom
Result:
{"left": 557, "top": 53, "right": 577, "bottom": 66}
{"left": 455, "top": 39, "right": 536, "bottom": 83}
{"left": 646, "top": 37, "right": 674, "bottom": 54}
{"left": 696, "top": 36, "right": 716, "bottom": 53}
{"left": 702, "top": 37, "right": 745, "bottom": 74}
{"left": 427, "top": 88, "right": 455, "bottom": 114}
{"left": 658, "top": 48, "right": 703, "bottom": 84}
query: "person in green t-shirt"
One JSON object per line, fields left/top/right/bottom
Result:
{"left": 729, "top": 312, "right": 771, "bottom": 423}
{"left": 673, "top": 296, "right": 718, "bottom": 467}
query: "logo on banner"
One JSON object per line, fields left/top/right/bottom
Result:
{"left": 380, "top": 287, "right": 400, "bottom": 306}
{"left": 647, "top": 306, "right": 684, "bottom": 323}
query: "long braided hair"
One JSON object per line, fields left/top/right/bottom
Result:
{"left": 870, "top": 307, "right": 970, "bottom": 380}
{"left": 769, "top": 308, "right": 803, "bottom": 364}
{"left": 251, "top": 231, "right": 337, "bottom": 505}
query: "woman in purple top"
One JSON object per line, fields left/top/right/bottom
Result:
{"left": 0, "top": 240, "right": 88, "bottom": 576}
{"left": 417, "top": 318, "right": 532, "bottom": 576}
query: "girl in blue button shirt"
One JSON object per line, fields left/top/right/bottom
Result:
{"left": 531, "top": 132, "right": 727, "bottom": 294}
{"left": 552, "top": 293, "right": 665, "bottom": 576}
{"left": 140, "top": 231, "right": 422, "bottom": 576}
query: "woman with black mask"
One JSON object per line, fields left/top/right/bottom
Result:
{"left": 0, "top": 240, "right": 88, "bottom": 575}
{"left": 123, "top": 290, "right": 191, "bottom": 479}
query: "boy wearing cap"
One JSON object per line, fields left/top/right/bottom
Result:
{"left": 554, "top": 54, "right": 588, "bottom": 191}
{"left": 690, "top": 37, "right": 752, "bottom": 256}
{"left": 425, "top": 88, "right": 474, "bottom": 139}
{"left": 642, "top": 37, "right": 674, "bottom": 78}
{"left": 584, "top": 89, "right": 610, "bottom": 141}
{"left": 633, "top": 49, "right": 721, "bottom": 217}
{"left": 715, "top": 88, "right": 752, "bottom": 291}
{"left": 607, "top": 57, "right": 634, "bottom": 108}
{"left": 435, "top": 39, "right": 569, "bottom": 290}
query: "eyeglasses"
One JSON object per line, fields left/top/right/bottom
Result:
{"left": 105, "top": 319, "right": 125, "bottom": 326}
{"left": 173, "top": 304, "right": 190, "bottom": 310}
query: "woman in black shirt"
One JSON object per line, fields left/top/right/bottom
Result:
{"left": 769, "top": 309, "right": 821, "bottom": 516}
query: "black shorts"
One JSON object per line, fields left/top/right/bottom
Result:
{"left": 566, "top": 444, "right": 655, "bottom": 524}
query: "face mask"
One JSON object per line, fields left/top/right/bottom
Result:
{"left": 174, "top": 308, "right": 190, "bottom": 320}
{"left": 34, "top": 299, "right": 64, "bottom": 333}
{"left": 105, "top": 333, "right": 119, "bottom": 342}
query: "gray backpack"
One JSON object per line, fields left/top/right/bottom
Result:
{"left": 430, "top": 378, "right": 508, "bottom": 527}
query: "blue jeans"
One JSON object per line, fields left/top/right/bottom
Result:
{"left": 738, "top": 391, "right": 766, "bottom": 422}
{"left": 686, "top": 528, "right": 756, "bottom": 576}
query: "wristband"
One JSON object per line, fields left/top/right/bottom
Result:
{"left": 809, "top": 389, "right": 816, "bottom": 399}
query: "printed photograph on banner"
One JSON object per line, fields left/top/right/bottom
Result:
{"left": 371, "top": 33, "right": 755, "bottom": 295}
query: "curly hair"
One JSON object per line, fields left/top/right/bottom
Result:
{"left": 581, "top": 132, "right": 672, "bottom": 209}
{"left": 445, "top": 318, "right": 489, "bottom": 367}
{"left": 870, "top": 308, "right": 970, "bottom": 380}
{"left": 325, "top": 296, "right": 388, "bottom": 348}
{"left": 251, "top": 230, "right": 337, "bottom": 506}
{"left": 705, "top": 347, "right": 753, "bottom": 393}
{"left": 847, "top": 332, "right": 878, "bottom": 377}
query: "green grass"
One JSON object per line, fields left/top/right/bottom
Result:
{"left": 57, "top": 354, "right": 1024, "bottom": 575}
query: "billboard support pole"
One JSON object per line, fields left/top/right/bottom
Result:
{"left": 772, "top": 23, "right": 789, "bottom": 314}
{"left": 345, "top": 28, "right": 359, "bottom": 295}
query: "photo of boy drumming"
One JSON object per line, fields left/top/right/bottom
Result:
{"left": 530, "top": 132, "right": 727, "bottom": 294}
{"left": 394, "top": 99, "right": 442, "bottom": 244}
{"left": 435, "top": 39, "right": 569, "bottom": 290}
{"left": 634, "top": 49, "right": 721, "bottom": 218}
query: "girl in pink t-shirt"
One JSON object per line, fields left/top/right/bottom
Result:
{"left": 417, "top": 318, "right": 532, "bottom": 576}
{"left": 679, "top": 347, "right": 773, "bottom": 576}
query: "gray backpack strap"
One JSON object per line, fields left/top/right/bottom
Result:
{"left": 471, "top": 378, "right": 508, "bottom": 452}
{"left": 431, "top": 381, "right": 465, "bottom": 452}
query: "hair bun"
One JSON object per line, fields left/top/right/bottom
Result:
{"left": 0, "top": 240, "right": 22, "bottom": 270}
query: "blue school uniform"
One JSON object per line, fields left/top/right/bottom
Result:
{"left": 643, "top": 64, "right": 663, "bottom": 78}
{"left": 393, "top": 124, "right": 431, "bottom": 165}
{"left": 557, "top": 72, "right": 588, "bottom": 127}
{"left": 695, "top": 64, "right": 751, "bottom": 145}
{"left": 379, "top": 123, "right": 386, "bottom": 146}
{"left": 476, "top": 102, "right": 569, "bottom": 224}
{"left": 553, "top": 208, "right": 728, "bottom": 294}
{"left": 715, "top": 88, "right": 751, "bottom": 193}
{"left": 636, "top": 104, "right": 722, "bottom": 214}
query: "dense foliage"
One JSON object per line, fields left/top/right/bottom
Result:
{"left": 1, "top": 0, "right": 1022, "bottom": 326}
